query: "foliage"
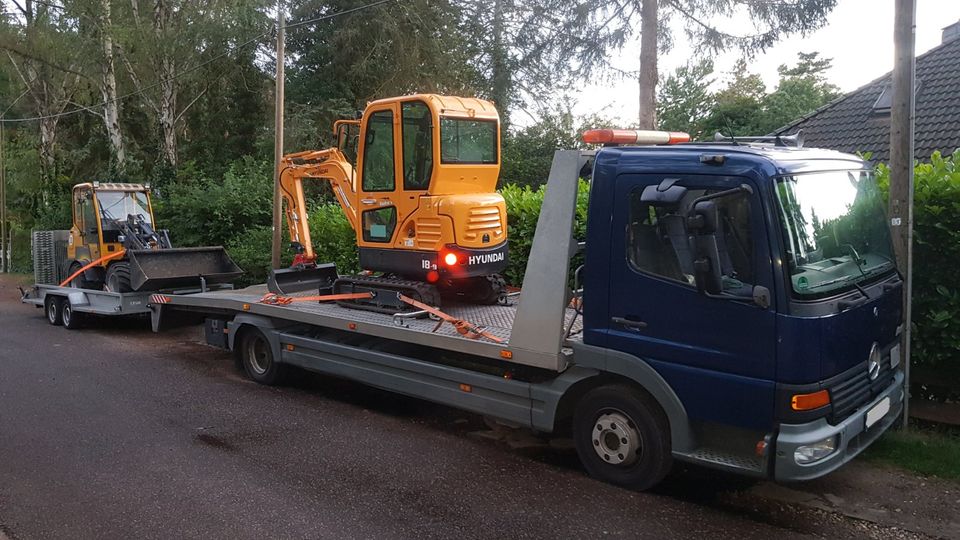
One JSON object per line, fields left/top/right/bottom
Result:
{"left": 500, "top": 179, "right": 589, "bottom": 287}
{"left": 865, "top": 425, "right": 960, "bottom": 480}
{"left": 876, "top": 151, "right": 960, "bottom": 373}
{"left": 156, "top": 157, "right": 273, "bottom": 249}
{"left": 9, "top": 226, "right": 33, "bottom": 273}
{"left": 656, "top": 59, "right": 715, "bottom": 137}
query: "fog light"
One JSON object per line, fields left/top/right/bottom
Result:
{"left": 794, "top": 436, "right": 837, "bottom": 465}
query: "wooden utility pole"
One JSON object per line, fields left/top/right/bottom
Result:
{"left": 1, "top": 121, "right": 6, "bottom": 274}
{"left": 271, "top": 1, "right": 286, "bottom": 270}
{"left": 889, "top": 0, "right": 916, "bottom": 429}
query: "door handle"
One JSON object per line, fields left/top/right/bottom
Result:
{"left": 611, "top": 316, "right": 648, "bottom": 330}
{"left": 360, "top": 199, "right": 377, "bottom": 205}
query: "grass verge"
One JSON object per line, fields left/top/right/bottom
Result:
{"left": 863, "top": 424, "right": 960, "bottom": 480}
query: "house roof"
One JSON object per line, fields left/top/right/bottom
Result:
{"left": 773, "top": 35, "right": 960, "bottom": 162}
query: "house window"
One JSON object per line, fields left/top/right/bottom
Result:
{"left": 872, "top": 80, "right": 921, "bottom": 114}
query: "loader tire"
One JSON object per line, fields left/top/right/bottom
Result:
{"left": 68, "top": 262, "right": 100, "bottom": 290}
{"left": 105, "top": 262, "right": 133, "bottom": 293}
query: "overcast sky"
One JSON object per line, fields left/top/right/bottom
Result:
{"left": 569, "top": 0, "right": 960, "bottom": 125}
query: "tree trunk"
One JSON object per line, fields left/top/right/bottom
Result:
{"left": 490, "top": 0, "right": 510, "bottom": 127}
{"left": 154, "top": 0, "right": 177, "bottom": 167}
{"left": 100, "top": 0, "right": 125, "bottom": 169}
{"left": 38, "top": 116, "right": 58, "bottom": 192}
{"left": 638, "top": 0, "right": 658, "bottom": 129}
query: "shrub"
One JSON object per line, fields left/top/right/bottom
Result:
{"left": 877, "top": 150, "right": 960, "bottom": 375}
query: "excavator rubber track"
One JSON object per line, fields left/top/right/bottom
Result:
{"left": 332, "top": 275, "right": 441, "bottom": 315}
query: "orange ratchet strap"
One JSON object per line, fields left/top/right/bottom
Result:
{"left": 258, "top": 291, "right": 374, "bottom": 305}
{"left": 59, "top": 249, "right": 127, "bottom": 287}
{"left": 397, "top": 294, "right": 503, "bottom": 343}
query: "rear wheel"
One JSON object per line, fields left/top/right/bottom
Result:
{"left": 105, "top": 262, "right": 133, "bottom": 293}
{"left": 572, "top": 384, "right": 672, "bottom": 490}
{"left": 240, "top": 329, "right": 287, "bottom": 385}
{"left": 61, "top": 301, "right": 84, "bottom": 330}
{"left": 45, "top": 296, "right": 63, "bottom": 326}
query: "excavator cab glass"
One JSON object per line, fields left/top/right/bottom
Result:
{"left": 401, "top": 100, "right": 433, "bottom": 190}
{"left": 336, "top": 120, "right": 360, "bottom": 166}
{"left": 439, "top": 117, "right": 497, "bottom": 164}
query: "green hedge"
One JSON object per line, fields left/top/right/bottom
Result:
{"left": 878, "top": 150, "right": 960, "bottom": 377}
{"left": 9, "top": 226, "right": 32, "bottom": 273}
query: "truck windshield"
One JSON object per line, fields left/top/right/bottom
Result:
{"left": 775, "top": 170, "right": 896, "bottom": 298}
{"left": 439, "top": 117, "right": 497, "bottom": 164}
{"left": 97, "top": 191, "right": 152, "bottom": 228}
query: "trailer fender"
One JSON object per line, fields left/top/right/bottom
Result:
{"left": 543, "top": 343, "right": 695, "bottom": 453}
{"left": 227, "top": 313, "right": 299, "bottom": 360}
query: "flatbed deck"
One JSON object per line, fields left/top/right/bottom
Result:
{"left": 155, "top": 284, "right": 583, "bottom": 364}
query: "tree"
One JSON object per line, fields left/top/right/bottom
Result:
{"left": 764, "top": 51, "right": 840, "bottom": 133}
{"left": 656, "top": 58, "right": 713, "bottom": 135}
{"left": 557, "top": 0, "right": 838, "bottom": 128}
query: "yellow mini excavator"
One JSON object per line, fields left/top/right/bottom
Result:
{"left": 269, "top": 94, "right": 508, "bottom": 312}
{"left": 65, "top": 182, "right": 242, "bottom": 292}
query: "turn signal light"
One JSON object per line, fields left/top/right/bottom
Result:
{"left": 581, "top": 129, "right": 690, "bottom": 146}
{"left": 791, "top": 389, "right": 830, "bottom": 411}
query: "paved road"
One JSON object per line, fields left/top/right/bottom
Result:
{"left": 0, "top": 276, "right": 919, "bottom": 539}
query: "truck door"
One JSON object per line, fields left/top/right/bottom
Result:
{"left": 606, "top": 174, "right": 777, "bottom": 431}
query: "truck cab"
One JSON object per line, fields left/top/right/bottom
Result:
{"left": 581, "top": 142, "right": 904, "bottom": 480}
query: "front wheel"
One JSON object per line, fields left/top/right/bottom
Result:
{"left": 572, "top": 384, "right": 672, "bottom": 490}
{"left": 239, "top": 329, "right": 287, "bottom": 385}
{"left": 105, "top": 262, "right": 133, "bottom": 293}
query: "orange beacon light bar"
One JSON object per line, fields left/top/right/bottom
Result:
{"left": 582, "top": 129, "right": 691, "bottom": 146}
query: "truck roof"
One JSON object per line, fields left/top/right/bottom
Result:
{"left": 602, "top": 143, "right": 868, "bottom": 176}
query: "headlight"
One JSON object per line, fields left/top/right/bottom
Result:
{"left": 794, "top": 436, "right": 837, "bottom": 465}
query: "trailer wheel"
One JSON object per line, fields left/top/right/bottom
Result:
{"left": 61, "top": 301, "right": 84, "bottom": 330}
{"left": 240, "top": 329, "right": 287, "bottom": 385}
{"left": 45, "top": 296, "right": 63, "bottom": 326}
{"left": 572, "top": 384, "right": 672, "bottom": 490}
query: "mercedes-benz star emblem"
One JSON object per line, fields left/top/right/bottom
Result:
{"left": 868, "top": 342, "right": 881, "bottom": 381}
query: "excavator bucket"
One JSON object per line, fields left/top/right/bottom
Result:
{"left": 127, "top": 247, "right": 243, "bottom": 292}
{"left": 267, "top": 262, "right": 339, "bottom": 295}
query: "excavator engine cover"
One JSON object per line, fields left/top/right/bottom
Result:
{"left": 127, "top": 247, "right": 243, "bottom": 291}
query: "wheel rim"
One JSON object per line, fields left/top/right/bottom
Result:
{"left": 246, "top": 336, "right": 271, "bottom": 375}
{"left": 62, "top": 304, "right": 71, "bottom": 326}
{"left": 47, "top": 301, "right": 58, "bottom": 323}
{"left": 592, "top": 409, "right": 642, "bottom": 466}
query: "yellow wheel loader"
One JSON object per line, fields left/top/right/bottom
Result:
{"left": 66, "top": 182, "right": 242, "bottom": 292}
{"left": 271, "top": 94, "right": 508, "bottom": 312}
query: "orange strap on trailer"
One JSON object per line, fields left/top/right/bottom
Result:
{"left": 397, "top": 294, "right": 504, "bottom": 343}
{"left": 258, "top": 291, "right": 374, "bottom": 305}
{"left": 59, "top": 249, "right": 127, "bottom": 287}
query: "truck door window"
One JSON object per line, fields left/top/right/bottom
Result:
{"left": 627, "top": 188, "right": 754, "bottom": 289}
{"left": 401, "top": 101, "right": 433, "bottom": 190}
{"left": 361, "top": 109, "right": 396, "bottom": 192}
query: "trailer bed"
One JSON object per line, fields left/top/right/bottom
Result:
{"left": 156, "top": 284, "right": 583, "bottom": 363}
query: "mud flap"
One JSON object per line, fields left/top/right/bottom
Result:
{"left": 267, "top": 262, "right": 339, "bottom": 295}
{"left": 128, "top": 247, "right": 243, "bottom": 291}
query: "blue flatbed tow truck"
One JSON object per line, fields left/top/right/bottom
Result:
{"left": 152, "top": 133, "right": 904, "bottom": 490}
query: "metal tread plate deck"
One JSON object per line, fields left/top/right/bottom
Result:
{"left": 163, "top": 284, "right": 583, "bottom": 365}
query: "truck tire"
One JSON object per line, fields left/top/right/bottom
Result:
{"left": 572, "top": 384, "right": 672, "bottom": 490}
{"left": 105, "top": 262, "right": 133, "bottom": 293}
{"left": 45, "top": 296, "right": 63, "bottom": 326}
{"left": 239, "top": 328, "right": 287, "bottom": 385}
{"left": 61, "top": 301, "right": 84, "bottom": 330}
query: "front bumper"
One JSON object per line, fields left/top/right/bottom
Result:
{"left": 774, "top": 370, "right": 904, "bottom": 482}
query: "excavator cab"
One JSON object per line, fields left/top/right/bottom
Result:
{"left": 66, "top": 182, "right": 242, "bottom": 292}
{"left": 271, "top": 95, "right": 508, "bottom": 308}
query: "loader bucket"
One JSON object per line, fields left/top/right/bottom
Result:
{"left": 127, "top": 247, "right": 244, "bottom": 292}
{"left": 267, "top": 262, "right": 339, "bottom": 295}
